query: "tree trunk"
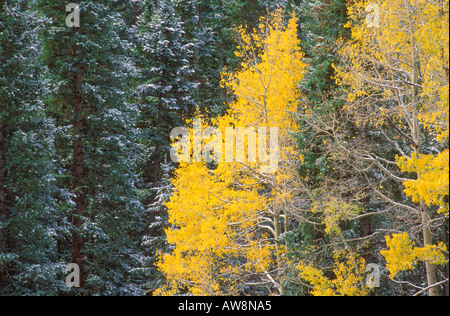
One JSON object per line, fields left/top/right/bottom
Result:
{"left": 421, "top": 203, "right": 439, "bottom": 296}
{"left": 271, "top": 174, "right": 284, "bottom": 295}
{"left": 71, "top": 16, "right": 85, "bottom": 288}
{"left": 153, "top": 100, "right": 163, "bottom": 184}
{"left": 0, "top": 123, "right": 7, "bottom": 249}
{"left": 0, "top": 122, "right": 8, "bottom": 286}
{"left": 360, "top": 124, "right": 371, "bottom": 240}
{"left": 411, "top": 23, "right": 439, "bottom": 296}
{"left": 444, "top": 217, "right": 449, "bottom": 296}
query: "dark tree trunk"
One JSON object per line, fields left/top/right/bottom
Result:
{"left": 71, "top": 19, "right": 85, "bottom": 288}
{"left": 0, "top": 122, "right": 9, "bottom": 286}
{"left": 153, "top": 101, "right": 163, "bottom": 184}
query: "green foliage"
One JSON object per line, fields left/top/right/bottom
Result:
{"left": 0, "top": 0, "right": 68, "bottom": 295}
{"left": 37, "top": 0, "right": 150, "bottom": 295}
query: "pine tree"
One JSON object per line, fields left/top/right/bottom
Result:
{"left": 292, "top": 0, "right": 351, "bottom": 184}
{"left": 135, "top": 0, "right": 197, "bottom": 185}
{"left": 143, "top": 162, "right": 173, "bottom": 294}
{"left": 37, "top": 0, "right": 149, "bottom": 295}
{"left": 134, "top": 2, "right": 198, "bottom": 294}
{"left": 0, "top": 0, "right": 67, "bottom": 295}
{"left": 173, "top": 0, "right": 293, "bottom": 117}
{"left": 173, "top": 0, "right": 223, "bottom": 115}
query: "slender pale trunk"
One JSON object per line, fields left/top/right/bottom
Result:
{"left": 438, "top": 0, "right": 449, "bottom": 295}
{"left": 411, "top": 20, "right": 439, "bottom": 296}
{"left": 271, "top": 176, "right": 284, "bottom": 295}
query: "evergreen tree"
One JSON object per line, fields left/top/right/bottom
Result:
{"left": 135, "top": 0, "right": 197, "bottom": 185}
{"left": 0, "top": 0, "right": 67, "bottom": 295}
{"left": 173, "top": 0, "right": 223, "bottom": 115}
{"left": 143, "top": 162, "right": 173, "bottom": 294}
{"left": 134, "top": 3, "right": 197, "bottom": 292}
{"left": 173, "top": 0, "right": 293, "bottom": 117}
{"left": 37, "top": 0, "right": 149, "bottom": 295}
{"left": 295, "top": 0, "right": 350, "bottom": 181}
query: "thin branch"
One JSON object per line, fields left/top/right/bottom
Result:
{"left": 413, "top": 278, "right": 449, "bottom": 296}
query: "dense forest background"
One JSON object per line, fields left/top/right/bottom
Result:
{"left": 0, "top": 0, "right": 448, "bottom": 296}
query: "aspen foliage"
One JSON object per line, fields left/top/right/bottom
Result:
{"left": 296, "top": 197, "right": 369, "bottom": 296}
{"left": 310, "top": 198, "right": 362, "bottom": 236}
{"left": 335, "top": 0, "right": 449, "bottom": 133}
{"left": 397, "top": 150, "right": 449, "bottom": 215}
{"left": 381, "top": 233, "right": 448, "bottom": 279}
{"left": 155, "top": 10, "right": 307, "bottom": 296}
{"left": 297, "top": 250, "right": 369, "bottom": 296}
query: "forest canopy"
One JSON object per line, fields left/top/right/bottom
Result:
{"left": 0, "top": 0, "right": 448, "bottom": 296}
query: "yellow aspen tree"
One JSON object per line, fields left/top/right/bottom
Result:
{"left": 155, "top": 10, "right": 307, "bottom": 296}
{"left": 297, "top": 250, "right": 369, "bottom": 296}
{"left": 334, "top": 0, "right": 449, "bottom": 295}
{"left": 216, "top": 11, "right": 307, "bottom": 289}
